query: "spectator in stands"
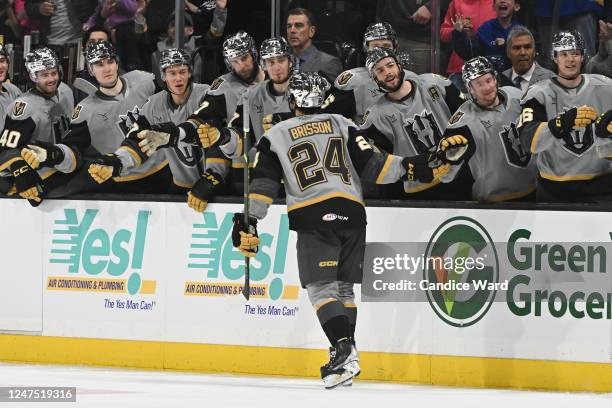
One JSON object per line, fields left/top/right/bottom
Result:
{"left": 452, "top": 0, "right": 522, "bottom": 72}
{"left": 185, "top": 0, "right": 227, "bottom": 39}
{"left": 440, "top": 0, "right": 496, "bottom": 89}
{"left": 586, "top": 19, "right": 612, "bottom": 77}
{"left": 376, "top": 0, "right": 451, "bottom": 74}
{"left": 500, "top": 25, "right": 554, "bottom": 92}
{"left": 84, "top": 0, "right": 142, "bottom": 71}
{"left": 25, "top": 0, "right": 97, "bottom": 46}
{"left": 286, "top": 7, "right": 342, "bottom": 82}
{"left": 534, "top": 0, "right": 603, "bottom": 68}
{"left": 14, "top": 0, "right": 41, "bottom": 37}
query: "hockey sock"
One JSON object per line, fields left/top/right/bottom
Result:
{"left": 316, "top": 299, "right": 351, "bottom": 346}
{"left": 344, "top": 303, "right": 357, "bottom": 346}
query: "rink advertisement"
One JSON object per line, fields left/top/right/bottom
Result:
{"left": 42, "top": 200, "right": 166, "bottom": 340}
{"left": 0, "top": 199, "right": 611, "bottom": 391}
{"left": 163, "top": 203, "right": 309, "bottom": 347}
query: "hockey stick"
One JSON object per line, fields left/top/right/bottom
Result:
{"left": 242, "top": 101, "right": 251, "bottom": 300}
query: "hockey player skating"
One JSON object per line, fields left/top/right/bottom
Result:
{"left": 1, "top": 47, "right": 74, "bottom": 206}
{"left": 112, "top": 48, "right": 210, "bottom": 196}
{"left": 227, "top": 72, "right": 468, "bottom": 389}
{"left": 359, "top": 47, "right": 467, "bottom": 199}
{"left": 136, "top": 31, "right": 266, "bottom": 208}
{"left": 54, "top": 40, "right": 170, "bottom": 195}
{"left": 440, "top": 56, "right": 537, "bottom": 202}
{"left": 516, "top": 30, "right": 612, "bottom": 202}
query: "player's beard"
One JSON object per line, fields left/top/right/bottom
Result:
{"left": 270, "top": 70, "right": 290, "bottom": 85}
{"left": 236, "top": 63, "right": 259, "bottom": 84}
{"left": 377, "top": 69, "right": 405, "bottom": 93}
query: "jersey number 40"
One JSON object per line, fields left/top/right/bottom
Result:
{"left": 0, "top": 130, "right": 21, "bottom": 148}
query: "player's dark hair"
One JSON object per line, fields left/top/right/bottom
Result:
{"left": 287, "top": 8, "right": 316, "bottom": 27}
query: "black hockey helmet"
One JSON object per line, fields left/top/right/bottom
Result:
{"left": 260, "top": 37, "right": 292, "bottom": 61}
{"left": 366, "top": 47, "right": 405, "bottom": 93}
{"left": 551, "top": 30, "right": 586, "bottom": 60}
{"left": 462, "top": 56, "right": 497, "bottom": 101}
{"left": 362, "top": 22, "right": 397, "bottom": 52}
{"left": 288, "top": 72, "right": 330, "bottom": 109}
{"left": 159, "top": 48, "right": 192, "bottom": 78}
{"left": 85, "top": 40, "right": 118, "bottom": 74}
{"left": 25, "top": 47, "right": 61, "bottom": 82}
{"left": 222, "top": 31, "right": 258, "bottom": 70}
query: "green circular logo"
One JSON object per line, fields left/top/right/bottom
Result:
{"left": 423, "top": 216, "right": 498, "bottom": 327}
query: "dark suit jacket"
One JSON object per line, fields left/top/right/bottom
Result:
{"left": 25, "top": 0, "right": 97, "bottom": 43}
{"left": 502, "top": 62, "right": 555, "bottom": 88}
{"left": 296, "top": 45, "right": 343, "bottom": 84}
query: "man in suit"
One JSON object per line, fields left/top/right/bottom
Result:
{"left": 501, "top": 25, "right": 554, "bottom": 93}
{"left": 286, "top": 7, "right": 343, "bottom": 83}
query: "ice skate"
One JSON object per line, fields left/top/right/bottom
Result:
{"left": 321, "top": 338, "right": 360, "bottom": 389}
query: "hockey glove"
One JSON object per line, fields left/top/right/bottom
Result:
{"left": 436, "top": 134, "right": 469, "bottom": 164}
{"left": 262, "top": 112, "right": 293, "bottom": 132}
{"left": 88, "top": 154, "right": 123, "bottom": 184}
{"left": 21, "top": 142, "right": 65, "bottom": 169}
{"left": 548, "top": 105, "right": 598, "bottom": 143}
{"left": 10, "top": 159, "right": 44, "bottom": 206}
{"left": 595, "top": 110, "right": 612, "bottom": 139}
{"left": 137, "top": 122, "right": 180, "bottom": 156}
{"left": 402, "top": 154, "right": 451, "bottom": 184}
{"left": 187, "top": 171, "right": 222, "bottom": 213}
{"left": 232, "top": 213, "right": 259, "bottom": 258}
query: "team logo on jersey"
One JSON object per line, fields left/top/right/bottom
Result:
{"left": 428, "top": 87, "right": 440, "bottom": 102}
{"left": 448, "top": 111, "right": 464, "bottom": 125}
{"left": 404, "top": 110, "right": 443, "bottom": 154}
{"left": 336, "top": 71, "right": 353, "bottom": 86}
{"left": 12, "top": 101, "right": 27, "bottom": 117}
{"left": 53, "top": 115, "right": 71, "bottom": 143}
{"left": 384, "top": 113, "right": 397, "bottom": 123}
{"left": 117, "top": 106, "right": 142, "bottom": 137}
{"left": 173, "top": 140, "right": 198, "bottom": 167}
{"left": 561, "top": 125, "right": 594, "bottom": 156}
{"left": 210, "top": 77, "right": 225, "bottom": 91}
{"left": 254, "top": 103, "right": 263, "bottom": 114}
{"left": 71, "top": 105, "right": 82, "bottom": 120}
{"left": 500, "top": 123, "right": 531, "bottom": 168}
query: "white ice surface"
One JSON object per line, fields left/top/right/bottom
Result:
{"left": 0, "top": 362, "right": 610, "bottom": 408}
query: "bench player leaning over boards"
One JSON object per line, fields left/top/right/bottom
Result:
{"left": 0, "top": 48, "right": 74, "bottom": 207}
{"left": 516, "top": 30, "right": 612, "bottom": 203}
{"left": 126, "top": 31, "right": 266, "bottom": 203}
{"left": 0, "top": 45, "right": 22, "bottom": 130}
{"left": 324, "top": 22, "right": 416, "bottom": 124}
{"left": 440, "top": 57, "right": 537, "bottom": 202}
{"left": 359, "top": 47, "right": 469, "bottom": 199}
{"left": 225, "top": 72, "right": 468, "bottom": 389}
{"left": 106, "top": 48, "right": 210, "bottom": 198}
{"left": 51, "top": 40, "right": 170, "bottom": 195}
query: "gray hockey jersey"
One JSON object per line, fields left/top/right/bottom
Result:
{"left": 360, "top": 74, "right": 462, "bottom": 193}
{"left": 0, "top": 82, "right": 22, "bottom": 130}
{"left": 119, "top": 83, "right": 210, "bottom": 188}
{"left": 0, "top": 82, "right": 73, "bottom": 180}
{"left": 518, "top": 74, "right": 612, "bottom": 184}
{"left": 64, "top": 70, "right": 165, "bottom": 181}
{"left": 249, "top": 113, "right": 406, "bottom": 231}
{"left": 184, "top": 72, "right": 253, "bottom": 179}
{"left": 329, "top": 67, "right": 418, "bottom": 122}
{"left": 443, "top": 86, "right": 537, "bottom": 201}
